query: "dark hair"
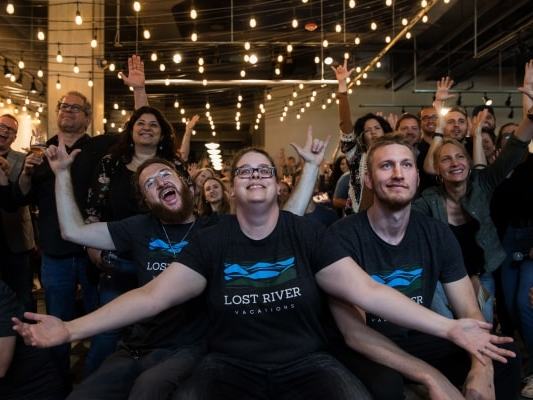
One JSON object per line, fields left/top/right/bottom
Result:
{"left": 110, "top": 106, "right": 178, "bottom": 164}
{"left": 395, "top": 113, "right": 421, "bottom": 130}
{"left": 132, "top": 157, "right": 188, "bottom": 206}
{"left": 0, "top": 113, "right": 18, "bottom": 128}
{"left": 230, "top": 147, "right": 278, "bottom": 182}
{"left": 366, "top": 134, "right": 416, "bottom": 174}
{"left": 472, "top": 105, "right": 495, "bottom": 118}
{"left": 329, "top": 155, "right": 347, "bottom": 189}
{"left": 496, "top": 123, "right": 518, "bottom": 149}
{"left": 353, "top": 113, "right": 393, "bottom": 150}
{"left": 57, "top": 91, "right": 92, "bottom": 117}
{"left": 198, "top": 176, "right": 231, "bottom": 216}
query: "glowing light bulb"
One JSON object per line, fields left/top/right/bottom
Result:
{"left": 18, "top": 59, "right": 24, "bottom": 69}
{"left": 356, "top": 66, "right": 361, "bottom": 73}
{"left": 386, "top": 0, "right": 392, "bottom": 6}
{"left": 376, "top": 61, "right": 382, "bottom": 68}
{"left": 88, "top": 78, "right": 94, "bottom": 87}
{"left": 292, "top": 18, "right": 298, "bottom": 28}
{"left": 75, "top": 10, "right": 83, "bottom": 25}
{"left": 371, "top": 22, "right": 377, "bottom": 30}
{"left": 250, "top": 17, "right": 257, "bottom": 28}
{"left": 385, "top": 35, "right": 391, "bottom": 43}
{"left": 240, "top": 69, "right": 246, "bottom": 78}
{"left": 6, "top": 2, "right": 14, "bottom": 14}
{"left": 37, "top": 68, "right": 44, "bottom": 78}
{"left": 421, "top": 0, "right": 428, "bottom": 7}
{"left": 277, "top": 54, "right": 283, "bottom": 63}
{"left": 349, "top": 0, "right": 356, "bottom": 8}
{"left": 402, "top": 18, "right": 408, "bottom": 26}
{"left": 159, "top": 63, "right": 166, "bottom": 71}
{"left": 287, "top": 44, "right": 293, "bottom": 53}
{"left": 335, "top": 24, "right": 342, "bottom": 33}
{"left": 362, "top": 72, "right": 368, "bottom": 79}
{"left": 56, "top": 51, "right": 63, "bottom": 63}
{"left": 73, "top": 63, "right": 79, "bottom": 74}
{"left": 173, "top": 53, "right": 182, "bottom": 63}
{"left": 249, "top": 54, "right": 258, "bottom": 64}
{"left": 91, "top": 38, "right": 98, "bottom": 48}
{"left": 150, "top": 52, "right": 157, "bottom": 61}
{"left": 244, "top": 41, "right": 251, "bottom": 50}
{"left": 275, "top": 67, "right": 281, "bottom": 75}
{"left": 322, "top": 39, "right": 328, "bottom": 47}
{"left": 422, "top": 15, "right": 429, "bottom": 23}
{"left": 143, "top": 29, "right": 150, "bottom": 39}
{"left": 344, "top": 52, "right": 350, "bottom": 59}
{"left": 198, "top": 66, "right": 205, "bottom": 73}
{"left": 244, "top": 54, "right": 250, "bottom": 62}
{"left": 267, "top": 93, "right": 272, "bottom": 100}
{"left": 197, "top": 57, "right": 204, "bottom": 66}
{"left": 109, "top": 63, "right": 116, "bottom": 72}
{"left": 190, "top": 8, "right": 197, "bottom": 19}
{"left": 37, "top": 30, "right": 45, "bottom": 41}
{"left": 406, "top": 31, "right": 412, "bottom": 39}
{"left": 133, "top": 1, "right": 141, "bottom": 12}
{"left": 354, "top": 36, "right": 361, "bottom": 45}
{"left": 314, "top": 56, "right": 320, "bottom": 64}
{"left": 55, "top": 77, "right": 61, "bottom": 90}
{"left": 191, "top": 32, "right": 198, "bottom": 42}
{"left": 165, "top": 78, "right": 170, "bottom": 86}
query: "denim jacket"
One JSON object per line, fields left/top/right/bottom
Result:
{"left": 413, "top": 136, "right": 529, "bottom": 273}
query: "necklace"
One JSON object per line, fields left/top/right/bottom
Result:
{"left": 160, "top": 219, "right": 196, "bottom": 258}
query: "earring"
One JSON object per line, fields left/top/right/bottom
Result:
{"left": 129, "top": 142, "right": 134, "bottom": 149}
{"left": 158, "top": 143, "right": 163, "bottom": 151}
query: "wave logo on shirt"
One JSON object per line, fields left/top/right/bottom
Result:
{"left": 148, "top": 238, "right": 188, "bottom": 255}
{"left": 370, "top": 266, "right": 423, "bottom": 296}
{"left": 224, "top": 257, "right": 296, "bottom": 287}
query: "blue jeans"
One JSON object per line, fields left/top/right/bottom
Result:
{"left": 431, "top": 272, "right": 495, "bottom": 323}
{"left": 83, "top": 256, "right": 138, "bottom": 377}
{"left": 175, "top": 352, "right": 371, "bottom": 400}
{"left": 41, "top": 254, "right": 99, "bottom": 379}
{"left": 500, "top": 225, "right": 533, "bottom": 374}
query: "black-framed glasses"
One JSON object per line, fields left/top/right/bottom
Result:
{"left": 421, "top": 115, "right": 438, "bottom": 122}
{"left": 234, "top": 166, "right": 276, "bottom": 179}
{"left": 58, "top": 102, "right": 84, "bottom": 113}
{"left": 0, "top": 123, "right": 17, "bottom": 135}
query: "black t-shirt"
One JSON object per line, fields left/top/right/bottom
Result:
{"left": 107, "top": 214, "right": 211, "bottom": 350}
{"left": 416, "top": 140, "right": 438, "bottom": 195}
{"left": 327, "top": 210, "right": 466, "bottom": 342}
{"left": 0, "top": 281, "right": 66, "bottom": 399}
{"left": 176, "top": 211, "right": 340, "bottom": 365}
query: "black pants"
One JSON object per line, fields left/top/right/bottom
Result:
{"left": 334, "top": 335, "right": 521, "bottom": 400}
{"left": 175, "top": 352, "right": 371, "bottom": 400}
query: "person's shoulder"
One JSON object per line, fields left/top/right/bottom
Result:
{"left": 331, "top": 211, "right": 365, "bottom": 230}
{"left": 410, "top": 209, "right": 450, "bottom": 233}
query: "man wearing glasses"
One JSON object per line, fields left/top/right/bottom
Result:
{"left": 15, "top": 91, "right": 116, "bottom": 383}
{"left": 0, "top": 114, "right": 36, "bottom": 313}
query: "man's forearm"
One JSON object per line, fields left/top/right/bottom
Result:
{"left": 55, "top": 169, "right": 87, "bottom": 242}
{"left": 18, "top": 173, "right": 32, "bottom": 196}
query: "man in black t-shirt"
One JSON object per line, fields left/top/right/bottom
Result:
{"left": 328, "top": 135, "right": 520, "bottom": 399}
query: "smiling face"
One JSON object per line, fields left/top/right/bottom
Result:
{"left": 362, "top": 118, "right": 385, "bottom": 147}
{"left": 365, "top": 143, "right": 418, "bottom": 211}
{"left": 481, "top": 132, "right": 496, "bottom": 159}
{"left": 203, "top": 178, "right": 224, "bottom": 204}
{"left": 139, "top": 163, "right": 193, "bottom": 223}
{"left": 132, "top": 113, "right": 162, "bottom": 148}
{"left": 436, "top": 143, "right": 471, "bottom": 184}
{"left": 0, "top": 115, "right": 18, "bottom": 153}
{"left": 57, "top": 93, "right": 90, "bottom": 135}
{"left": 420, "top": 107, "right": 438, "bottom": 135}
{"left": 444, "top": 111, "right": 468, "bottom": 141}
{"left": 232, "top": 151, "right": 278, "bottom": 207}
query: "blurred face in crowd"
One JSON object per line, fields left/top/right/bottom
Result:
{"left": 397, "top": 117, "right": 421, "bottom": 146}
{"left": 363, "top": 118, "right": 385, "bottom": 147}
{"left": 444, "top": 111, "right": 468, "bottom": 141}
{"left": 194, "top": 169, "right": 215, "bottom": 191}
{"left": 132, "top": 113, "right": 162, "bottom": 148}
{"left": 499, "top": 123, "right": 518, "bottom": 149}
{"left": 339, "top": 157, "right": 349, "bottom": 173}
{"left": 420, "top": 108, "right": 438, "bottom": 136}
{"left": 436, "top": 143, "right": 471, "bottom": 185}
{"left": 481, "top": 113, "right": 496, "bottom": 131}
{"left": 365, "top": 144, "right": 418, "bottom": 211}
{"left": 0, "top": 115, "right": 18, "bottom": 153}
{"left": 139, "top": 162, "right": 193, "bottom": 223}
{"left": 57, "top": 94, "right": 90, "bottom": 135}
{"left": 278, "top": 181, "right": 291, "bottom": 206}
{"left": 481, "top": 132, "right": 496, "bottom": 159}
{"left": 203, "top": 178, "right": 224, "bottom": 205}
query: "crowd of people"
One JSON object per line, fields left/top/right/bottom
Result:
{"left": 0, "top": 56, "right": 532, "bottom": 400}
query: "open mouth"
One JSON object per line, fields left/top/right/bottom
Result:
{"left": 448, "top": 168, "right": 464, "bottom": 175}
{"left": 247, "top": 183, "right": 265, "bottom": 190}
{"left": 158, "top": 185, "right": 178, "bottom": 203}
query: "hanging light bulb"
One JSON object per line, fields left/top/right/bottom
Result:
{"left": 174, "top": 99, "right": 179, "bottom": 108}
{"left": 18, "top": 57, "right": 24, "bottom": 69}
{"left": 354, "top": 36, "right": 361, "bottom": 45}
{"left": 244, "top": 54, "right": 250, "bottom": 62}
{"left": 25, "top": 96, "right": 30, "bottom": 105}
{"left": 322, "top": 39, "right": 328, "bottom": 47}
{"left": 385, "top": 35, "right": 391, "bottom": 43}
{"left": 421, "top": 0, "right": 428, "bottom": 7}
{"left": 401, "top": 18, "right": 408, "bottom": 26}
{"left": 113, "top": 103, "right": 119, "bottom": 109}
{"left": 37, "top": 29, "right": 45, "bottom": 41}
{"left": 371, "top": 22, "right": 377, "bottom": 30}
{"left": 173, "top": 53, "right": 182, "bottom": 63}
{"left": 37, "top": 66, "right": 44, "bottom": 78}
{"left": 159, "top": 63, "right": 166, "bottom": 71}
{"left": 443, "top": 0, "right": 450, "bottom": 3}
{"left": 335, "top": 23, "right": 342, "bottom": 33}
{"left": 240, "top": 69, "right": 246, "bottom": 78}
{"left": 75, "top": 6, "right": 83, "bottom": 25}
{"left": 376, "top": 61, "right": 382, "bottom": 68}
{"left": 90, "top": 36, "right": 98, "bottom": 48}
{"left": 356, "top": 66, "right": 361, "bottom": 73}
{"left": 238, "top": 94, "right": 243, "bottom": 101}
{"left": 88, "top": 77, "right": 94, "bottom": 87}
{"left": 349, "top": 0, "right": 356, "bottom": 8}
{"left": 56, "top": 45, "right": 63, "bottom": 63}
{"left": 244, "top": 41, "right": 251, "bottom": 50}
{"left": 150, "top": 52, "right": 158, "bottom": 62}
{"left": 191, "top": 32, "right": 198, "bottom": 42}
{"left": 406, "top": 31, "right": 412, "bottom": 39}
{"left": 277, "top": 54, "right": 284, "bottom": 63}
{"left": 422, "top": 15, "right": 429, "bottom": 23}
{"left": 198, "top": 57, "right": 204, "bottom": 65}
{"left": 249, "top": 17, "right": 257, "bottom": 28}
{"left": 386, "top": 0, "right": 392, "bottom": 6}
{"left": 267, "top": 92, "right": 272, "bottom": 100}
{"left": 344, "top": 52, "right": 350, "bottom": 59}
{"left": 275, "top": 66, "right": 281, "bottom": 75}
{"left": 314, "top": 56, "right": 320, "bottom": 64}
{"left": 73, "top": 58, "right": 80, "bottom": 74}
{"left": 109, "top": 63, "right": 116, "bottom": 72}
{"left": 249, "top": 54, "right": 258, "bottom": 64}
{"left": 121, "top": 109, "right": 127, "bottom": 116}
{"left": 165, "top": 78, "right": 170, "bottom": 86}
{"left": 133, "top": 1, "right": 141, "bottom": 12}
{"left": 190, "top": 8, "right": 197, "bottom": 19}
{"left": 292, "top": 18, "right": 298, "bottom": 28}
{"left": 6, "top": 2, "right": 14, "bottom": 14}
{"left": 198, "top": 65, "right": 205, "bottom": 73}
{"left": 287, "top": 44, "right": 293, "bottom": 53}
{"left": 55, "top": 75, "right": 61, "bottom": 90}
{"left": 143, "top": 28, "right": 151, "bottom": 39}
{"left": 302, "top": 0, "right": 308, "bottom": 3}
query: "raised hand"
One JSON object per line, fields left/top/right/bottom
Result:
{"left": 121, "top": 54, "right": 145, "bottom": 89}
{"left": 44, "top": 138, "right": 81, "bottom": 174}
{"left": 435, "top": 77, "right": 456, "bottom": 102}
{"left": 386, "top": 113, "right": 399, "bottom": 130}
{"left": 523, "top": 59, "right": 533, "bottom": 88}
{"left": 186, "top": 115, "right": 200, "bottom": 131}
{"left": 471, "top": 109, "right": 489, "bottom": 137}
{"left": 12, "top": 312, "right": 71, "bottom": 348}
{"left": 331, "top": 59, "right": 354, "bottom": 92}
{"left": 289, "top": 126, "right": 331, "bottom": 167}
{"left": 447, "top": 318, "right": 514, "bottom": 365}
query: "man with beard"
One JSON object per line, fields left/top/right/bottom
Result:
{"left": 30, "top": 140, "right": 209, "bottom": 400}
{"left": 328, "top": 135, "right": 521, "bottom": 399}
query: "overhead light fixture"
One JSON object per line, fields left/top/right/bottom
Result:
{"left": 133, "top": 1, "right": 141, "bottom": 12}
{"left": 56, "top": 43, "right": 63, "bottom": 63}
{"left": 143, "top": 28, "right": 151, "bottom": 39}
{"left": 505, "top": 94, "right": 512, "bottom": 107}
{"left": 75, "top": 2, "right": 83, "bottom": 25}
{"left": 508, "top": 108, "right": 514, "bottom": 119}
{"left": 324, "top": 56, "right": 333, "bottom": 65}
{"left": 456, "top": 93, "right": 462, "bottom": 106}
{"left": 205, "top": 142, "right": 220, "bottom": 150}
{"left": 73, "top": 58, "right": 80, "bottom": 74}
{"left": 55, "top": 74, "right": 62, "bottom": 90}
{"left": 483, "top": 93, "right": 493, "bottom": 106}
{"left": 190, "top": 8, "right": 198, "bottom": 19}
{"left": 249, "top": 17, "right": 257, "bottom": 28}
{"left": 150, "top": 52, "right": 158, "bottom": 62}
{"left": 292, "top": 18, "right": 298, "bottom": 29}
{"left": 6, "top": 2, "right": 14, "bottom": 14}
{"left": 37, "top": 29, "right": 45, "bottom": 41}
{"left": 30, "top": 78, "right": 38, "bottom": 93}
{"left": 191, "top": 32, "right": 198, "bottom": 42}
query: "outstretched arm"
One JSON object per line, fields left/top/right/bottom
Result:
{"left": 179, "top": 115, "right": 199, "bottom": 161}
{"left": 332, "top": 60, "right": 355, "bottom": 134}
{"left": 44, "top": 141, "right": 115, "bottom": 250}
{"left": 330, "top": 299, "right": 464, "bottom": 400}
{"left": 122, "top": 54, "right": 148, "bottom": 109}
{"left": 13, "top": 262, "right": 206, "bottom": 347}
{"left": 471, "top": 109, "right": 489, "bottom": 167}
{"left": 282, "top": 126, "right": 330, "bottom": 215}
{"left": 316, "top": 257, "right": 515, "bottom": 365}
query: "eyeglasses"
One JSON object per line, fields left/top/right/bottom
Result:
{"left": 421, "top": 115, "right": 438, "bottom": 122}
{"left": 233, "top": 166, "right": 276, "bottom": 179}
{"left": 143, "top": 168, "right": 174, "bottom": 191}
{"left": 58, "top": 102, "right": 84, "bottom": 113}
{"left": 0, "top": 123, "right": 17, "bottom": 135}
